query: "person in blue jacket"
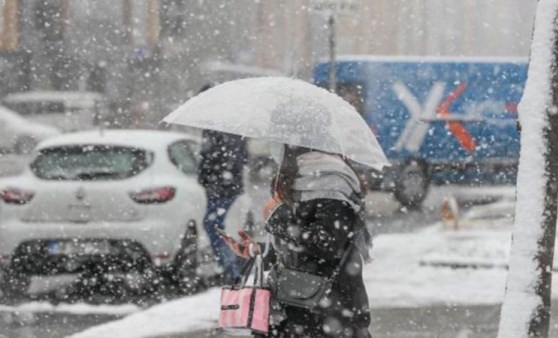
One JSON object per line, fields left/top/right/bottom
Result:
{"left": 197, "top": 85, "right": 248, "bottom": 282}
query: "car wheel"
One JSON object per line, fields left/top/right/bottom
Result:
{"left": 0, "top": 268, "right": 31, "bottom": 301}
{"left": 174, "top": 221, "right": 204, "bottom": 295}
{"left": 394, "top": 160, "right": 430, "bottom": 209}
{"left": 14, "top": 136, "right": 37, "bottom": 155}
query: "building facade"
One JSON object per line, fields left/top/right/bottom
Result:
{"left": 0, "top": 0, "right": 539, "bottom": 127}
{"left": 0, "top": 0, "right": 257, "bottom": 127}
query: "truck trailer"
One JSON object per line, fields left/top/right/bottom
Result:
{"left": 313, "top": 56, "right": 527, "bottom": 207}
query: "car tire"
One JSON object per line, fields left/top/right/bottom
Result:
{"left": 394, "top": 160, "right": 430, "bottom": 209}
{"left": 0, "top": 268, "right": 31, "bottom": 301}
{"left": 174, "top": 221, "right": 204, "bottom": 295}
{"left": 14, "top": 136, "right": 37, "bottom": 155}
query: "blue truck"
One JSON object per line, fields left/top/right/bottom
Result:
{"left": 313, "top": 56, "right": 528, "bottom": 207}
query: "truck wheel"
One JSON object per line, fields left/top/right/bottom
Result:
{"left": 394, "top": 160, "right": 430, "bottom": 209}
{"left": 174, "top": 221, "right": 204, "bottom": 295}
{"left": 0, "top": 268, "right": 31, "bottom": 301}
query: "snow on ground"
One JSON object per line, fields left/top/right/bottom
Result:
{"left": 72, "top": 198, "right": 532, "bottom": 338}
{"left": 365, "top": 201, "right": 513, "bottom": 308}
{"left": 70, "top": 289, "right": 221, "bottom": 338}
{"left": 0, "top": 301, "right": 140, "bottom": 316}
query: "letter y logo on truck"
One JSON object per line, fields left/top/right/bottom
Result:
{"left": 393, "top": 81, "right": 476, "bottom": 154}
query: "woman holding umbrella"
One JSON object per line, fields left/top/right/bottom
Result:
{"left": 229, "top": 143, "right": 373, "bottom": 337}
{"left": 163, "top": 77, "right": 389, "bottom": 338}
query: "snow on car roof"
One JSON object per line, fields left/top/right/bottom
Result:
{"left": 3, "top": 91, "right": 105, "bottom": 104}
{"left": 37, "top": 129, "right": 198, "bottom": 151}
{"left": 0, "top": 104, "right": 26, "bottom": 122}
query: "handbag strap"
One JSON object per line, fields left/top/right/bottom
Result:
{"left": 240, "top": 254, "right": 265, "bottom": 288}
{"left": 326, "top": 223, "right": 367, "bottom": 282}
{"left": 328, "top": 206, "right": 371, "bottom": 279}
{"left": 254, "top": 254, "right": 264, "bottom": 287}
{"left": 326, "top": 241, "right": 355, "bottom": 282}
{"left": 234, "top": 257, "right": 256, "bottom": 287}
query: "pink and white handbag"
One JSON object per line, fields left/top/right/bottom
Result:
{"left": 218, "top": 255, "right": 270, "bottom": 336}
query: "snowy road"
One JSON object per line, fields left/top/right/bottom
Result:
{"left": 0, "top": 313, "right": 121, "bottom": 338}
{"left": 0, "top": 155, "right": 515, "bottom": 337}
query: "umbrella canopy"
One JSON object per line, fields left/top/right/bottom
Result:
{"left": 163, "top": 77, "right": 389, "bottom": 170}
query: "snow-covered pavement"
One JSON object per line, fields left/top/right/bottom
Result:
{"left": 0, "top": 302, "right": 139, "bottom": 317}
{"left": 70, "top": 197, "right": 543, "bottom": 338}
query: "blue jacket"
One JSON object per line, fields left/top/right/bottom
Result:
{"left": 198, "top": 130, "right": 247, "bottom": 198}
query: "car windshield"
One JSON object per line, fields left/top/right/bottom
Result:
{"left": 30, "top": 145, "right": 152, "bottom": 180}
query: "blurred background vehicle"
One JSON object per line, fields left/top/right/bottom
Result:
{"left": 314, "top": 57, "right": 526, "bottom": 207}
{"left": 0, "top": 129, "right": 250, "bottom": 300}
{"left": 2, "top": 91, "right": 109, "bottom": 132}
{"left": 0, "top": 104, "right": 59, "bottom": 154}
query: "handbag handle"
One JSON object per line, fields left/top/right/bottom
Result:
{"left": 252, "top": 254, "right": 264, "bottom": 287}
{"left": 232, "top": 257, "right": 256, "bottom": 287}
{"left": 240, "top": 254, "right": 264, "bottom": 288}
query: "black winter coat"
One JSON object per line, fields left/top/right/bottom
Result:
{"left": 198, "top": 130, "right": 247, "bottom": 198}
{"left": 263, "top": 198, "right": 372, "bottom": 338}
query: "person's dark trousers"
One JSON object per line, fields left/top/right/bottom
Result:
{"left": 203, "top": 194, "right": 241, "bottom": 282}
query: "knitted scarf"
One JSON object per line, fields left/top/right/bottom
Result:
{"left": 292, "top": 152, "right": 372, "bottom": 263}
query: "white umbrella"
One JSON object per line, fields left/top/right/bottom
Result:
{"left": 163, "top": 77, "right": 389, "bottom": 170}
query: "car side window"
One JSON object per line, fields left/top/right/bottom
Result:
{"left": 168, "top": 140, "right": 198, "bottom": 174}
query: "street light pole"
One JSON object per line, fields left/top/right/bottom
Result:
{"left": 328, "top": 13, "right": 336, "bottom": 92}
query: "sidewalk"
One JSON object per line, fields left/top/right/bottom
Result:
{"left": 168, "top": 304, "right": 502, "bottom": 338}
{"left": 170, "top": 302, "right": 558, "bottom": 338}
{"left": 73, "top": 198, "right": 557, "bottom": 338}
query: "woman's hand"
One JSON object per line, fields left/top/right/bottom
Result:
{"left": 221, "top": 229, "right": 260, "bottom": 259}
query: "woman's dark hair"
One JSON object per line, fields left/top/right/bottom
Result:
{"left": 273, "top": 146, "right": 367, "bottom": 204}
{"left": 273, "top": 145, "right": 306, "bottom": 204}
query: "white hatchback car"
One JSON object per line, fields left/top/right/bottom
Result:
{"left": 0, "top": 130, "right": 249, "bottom": 298}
